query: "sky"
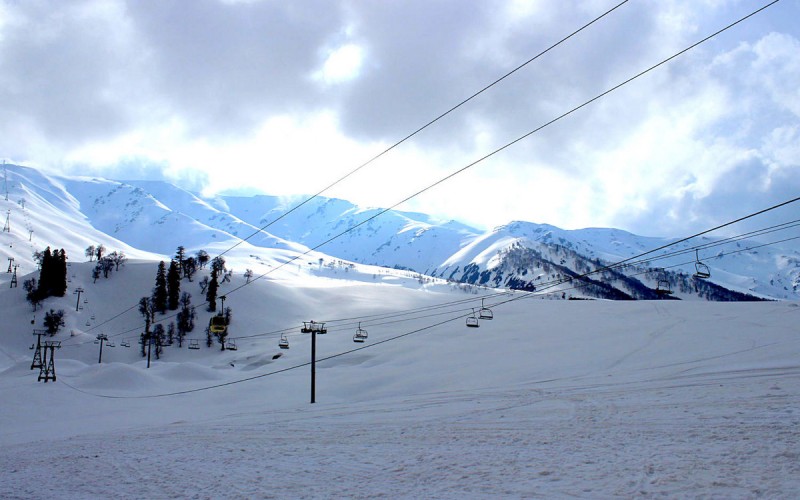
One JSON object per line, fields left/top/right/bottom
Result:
{"left": 0, "top": 0, "right": 798, "bottom": 237}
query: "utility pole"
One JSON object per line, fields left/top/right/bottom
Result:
{"left": 73, "top": 287, "right": 84, "bottom": 312}
{"left": 96, "top": 333, "right": 108, "bottom": 363}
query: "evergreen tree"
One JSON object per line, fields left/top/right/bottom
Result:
{"left": 176, "top": 292, "right": 195, "bottom": 347}
{"left": 39, "top": 247, "right": 53, "bottom": 297}
{"left": 152, "top": 323, "right": 165, "bottom": 359}
{"left": 183, "top": 256, "right": 197, "bottom": 281}
{"left": 175, "top": 246, "right": 186, "bottom": 276}
{"left": 138, "top": 297, "right": 154, "bottom": 358}
{"left": 167, "top": 260, "right": 181, "bottom": 310}
{"left": 43, "top": 309, "right": 65, "bottom": 335}
{"left": 206, "top": 272, "right": 219, "bottom": 312}
{"left": 55, "top": 249, "right": 68, "bottom": 296}
{"left": 152, "top": 261, "right": 168, "bottom": 314}
{"left": 167, "top": 322, "right": 176, "bottom": 346}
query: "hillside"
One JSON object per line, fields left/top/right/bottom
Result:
{"left": 0, "top": 254, "right": 798, "bottom": 497}
{"left": 0, "top": 163, "right": 798, "bottom": 497}
{"left": 1, "top": 163, "right": 796, "bottom": 301}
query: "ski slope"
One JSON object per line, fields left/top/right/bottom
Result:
{"left": 1, "top": 256, "right": 798, "bottom": 498}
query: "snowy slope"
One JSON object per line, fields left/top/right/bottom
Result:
{"left": 0, "top": 162, "right": 799, "bottom": 496}
{"left": 1, "top": 163, "right": 797, "bottom": 300}
{"left": 0, "top": 165, "right": 162, "bottom": 281}
{"left": 0, "top": 251, "right": 798, "bottom": 497}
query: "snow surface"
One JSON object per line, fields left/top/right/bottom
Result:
{"left": 1, "top": 253, "right": 799, "bottom": 498}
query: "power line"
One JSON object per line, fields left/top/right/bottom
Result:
{"left": 57, "top": 213, "right": 799, "bottom": 399}
{"left": 61, "top": 0, "right": 785, "bottom": 346}
{"left": 216, "top": 0, "right": 633, "bottom": 260}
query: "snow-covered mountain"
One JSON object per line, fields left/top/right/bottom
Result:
{"left": 1, "top": 163, "right": 797, "bottom": 300}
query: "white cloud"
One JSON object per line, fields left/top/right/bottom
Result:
{"left": 314, "top": 43, "right": 365, "bottom": 85}
{"left": 1, "top": 0, "right": 798, "bottom": 237}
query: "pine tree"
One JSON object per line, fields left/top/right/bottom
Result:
{"left": 167, "top": 260, "right": 181, "bottom": 310}
{"left": 175, "top": 246, "right": 186, "bottom": 276}
{"left": 152, "top": 261, "right": 168, "bottom": 314}
{"left": 206, "top": 272, "right": 219, "bottom": 312}
{"left": 176, "top": 292, "right": 195, "bottom": 347}
{"left": 138, "top": 297, "right": 154, "bottom": 358}
{"left": 55, "top": 249, "right": 67, "bottom": 296}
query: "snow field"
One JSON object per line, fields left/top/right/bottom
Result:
{"left": 1, "top": 259, "right": 799, "bottom": 498}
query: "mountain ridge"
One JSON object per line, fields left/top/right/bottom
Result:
{"left": 1, "top": 163, "right": 797, "bottom": 300}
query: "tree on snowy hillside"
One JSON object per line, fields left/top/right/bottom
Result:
{"left": 176, "top": 292, "right": 195, "bottom": 347}
{"left": 138, "top": 297, "right": 155, "bottom": 357}
{"left": 152, "top": 323, "right": 165, "bottom": 359}
{"left": 33, "top": 247, "right": 67, "bottom": 300}
{"left": 152, "top": 261, "right": 168, "bottom": 314}
{"left": 43, "top": 309, "right": 65, "bottom": 335}
{"left": 206, "top": 272, "right": 219, "bottom": 312}
{"left": 95, "top": 244, "right": 106, "bottom": 261}
{"left": 85, "top": 245, "right": 96, "bottom": 262}
{"left": 183, "top": 256, "right": 197, "bottom": 282}
{"left": 109, "top": 251, "right": 126, "bottom": 271}
{"left": 167, "top": 260, "right": 181, "bottom": 310}
{"left": 196, "top": 250, "right": 209, "bottom": 269}
{"left": 23, "top": 278, "right": 41, "bottom": 311}
{"left": 175, "top": 246, "right": 186, "bottom": 275}
{"left": 211, "top": 256, "right": 226, "bottom": 276}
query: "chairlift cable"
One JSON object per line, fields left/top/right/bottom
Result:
{"left": 67, "top": 1, "right": 783, "bottom": 345}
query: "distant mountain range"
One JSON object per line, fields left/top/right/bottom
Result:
{"left": 1, "top": 163, "right": 797, "bottom": 300}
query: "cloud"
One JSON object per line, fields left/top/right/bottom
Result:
{"left": 0, "top": 0, "right": 797, "bottom": 238}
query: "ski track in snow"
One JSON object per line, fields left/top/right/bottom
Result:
{"left": 2, "top": 364, "right": 799, "bottom": 499}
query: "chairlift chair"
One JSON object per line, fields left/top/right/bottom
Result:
{"left": 121, "top": 339, "right": 131, "bottom": 348}
{"left": 655, "top": 279, "right": 673, "bottom": 296}
{"left": 693, "top": 250, "right": 711, "bottom": 279}
{"left": 466, "top": 309, "right": 480, "bottom": 328}
{"left": 226, "top": 339, "right": 237, "bottom": 351}
{"left": 106, "top": 341, "right": 115, "bottom": 348}
{"left": 478, "top": 299, "right": 493, "bottom": 320}
{"left": 188, "top": 339, "right": 200, "bottom": 350}
{"left": 354, "top": 322, "right": 368, "bottom": 343}
{"left": 279, "top": 333, "right": 290, "bottom": 349}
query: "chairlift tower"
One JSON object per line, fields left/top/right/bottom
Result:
{"left": 7, "top": 257, "right": 13, "bottom": 273}
{"left": 10, "top": 264, "right": 18, "bottom": 288}
{"left": 301, "top": 320, "right": 327, "bottom": 404}
{"left": 96, "top": 333, "right": 108, "bottom": 364}
{"left": 3, "top": 210, "right": 9, "bottom": 233}
{"left": 30, "top": 330, "right": 46, "bottom": 370}
{"left": 73, "top": 287, "right": 84, "bottom": 312}
{"left": 38, "top": 341, "right": 61, "bottom": 382}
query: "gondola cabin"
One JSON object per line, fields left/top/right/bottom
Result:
{"left": 209, "top": 315, "right": 227, "bottom": 334}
